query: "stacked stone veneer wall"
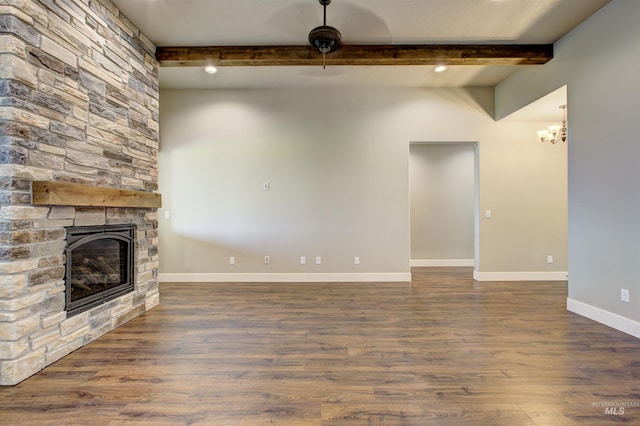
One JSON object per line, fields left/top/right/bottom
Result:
{"left": 0, "top": 0, "right": 160, "bottom": 385}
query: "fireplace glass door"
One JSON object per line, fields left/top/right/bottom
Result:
{"left": 65, "top": 225, "right": 135, "bottom": 316}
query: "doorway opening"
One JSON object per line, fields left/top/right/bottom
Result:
{"left": 409, "top": 142, "right": 479, "bottom": 268}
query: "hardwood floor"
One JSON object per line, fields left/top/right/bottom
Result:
{"left": 1, "top": 267, "right": 639, "bottom": 425}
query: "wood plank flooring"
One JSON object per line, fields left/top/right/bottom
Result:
{"left": 1, "top": 267, "right": 639, "bottom": 425}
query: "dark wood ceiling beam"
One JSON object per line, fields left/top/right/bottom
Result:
{"left": 156, "top": 44, "right": 553, "bottom": 67}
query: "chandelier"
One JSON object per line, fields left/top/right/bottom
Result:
{"left": 537, "top": 105, "right": 567, "bottom": 144}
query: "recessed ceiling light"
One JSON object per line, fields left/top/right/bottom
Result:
{"left": 434, "top": 65, "right": 447, "bottom": 73}
{"left": 204, "top": 66, "right": 218, "bottom": 74}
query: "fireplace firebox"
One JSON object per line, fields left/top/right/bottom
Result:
{"left": 65, "top": 224, "right": 135, "bottom": 316}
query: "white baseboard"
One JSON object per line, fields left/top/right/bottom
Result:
{"left": 473, "top": 271, "right": 568, "bottom": 281}
{"left": 567, "top": 298, "right": 640, "bottom": 339}
{"left": 159, "top": 272, "right": 412, "bottom": 283}
{"left": 410, "top": 259, "right": 475, "bottom": 267}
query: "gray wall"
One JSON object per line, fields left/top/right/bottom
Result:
{"left": 410, "top": 144, "right": 475, "bottom": 261}
{"left": 496, "top": 0, "right": 640, "bottom": 327}
{"left": 158, "top": 87, "right": 567, "bottom": 280}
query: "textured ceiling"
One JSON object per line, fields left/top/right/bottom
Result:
{"left": 113, "top": 0, "right": 611, "bottom": 46}
{"left": 111, "top": 0, "right": 607, "bottom": 117}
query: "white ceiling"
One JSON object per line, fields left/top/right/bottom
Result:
{"left": 113, "top": 0, "right": 608, "bottom": 47}
{"left": 110, "top": 0, "right": 607, "bottom": 118}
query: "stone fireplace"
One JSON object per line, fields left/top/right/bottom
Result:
{"left": 0, "top": 0, "right": 160, "bottom": 385}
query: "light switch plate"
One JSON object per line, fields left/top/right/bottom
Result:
{"left": 621, "top": 289, "right": 630, "bottom": 303}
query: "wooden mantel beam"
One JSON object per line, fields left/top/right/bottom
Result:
{"left": 156, "top": 44, "right": 553, "bottom": 67}
{"left": 32, "top": 181, "right": 162, "bottom": 209}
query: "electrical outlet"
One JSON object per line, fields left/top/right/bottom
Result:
{"left": 547, "top": 255, "right": 554, "bottom": 264}
{"left": 229, "top": 256, "right": 235, "bottom": 265}
{"left": 300, "top": 256, "right": 306, "bottom": 265}
{"left": 264, "top": 255, "right": 270, "bottom": 264}
{"left": 263, "top": 182, "right": 270, "bottom": 191}
{"left": 354, "top": 256, "right": 360, "bottom": 265}
{"left": 621, "top": 289, "right": 630, "bottom": 303}
{"left": 315, "top": 256, "right": 322, "bottom": 265}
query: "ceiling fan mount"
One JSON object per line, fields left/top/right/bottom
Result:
{"left": 308, "top": 0, "right": 341, "bottom": 67}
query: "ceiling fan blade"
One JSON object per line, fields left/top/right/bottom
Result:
{"left": 329, "top": 3, "right": 391, "bottom": 44}
{"left": 264, "top": 1, "right": 391, "bottom": 45}
{"left": 264, "top": 2, "right": 319, "bottom": 39}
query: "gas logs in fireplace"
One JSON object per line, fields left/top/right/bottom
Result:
{"left": 65, "top": 225, "right": 135, "bottom": 316}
